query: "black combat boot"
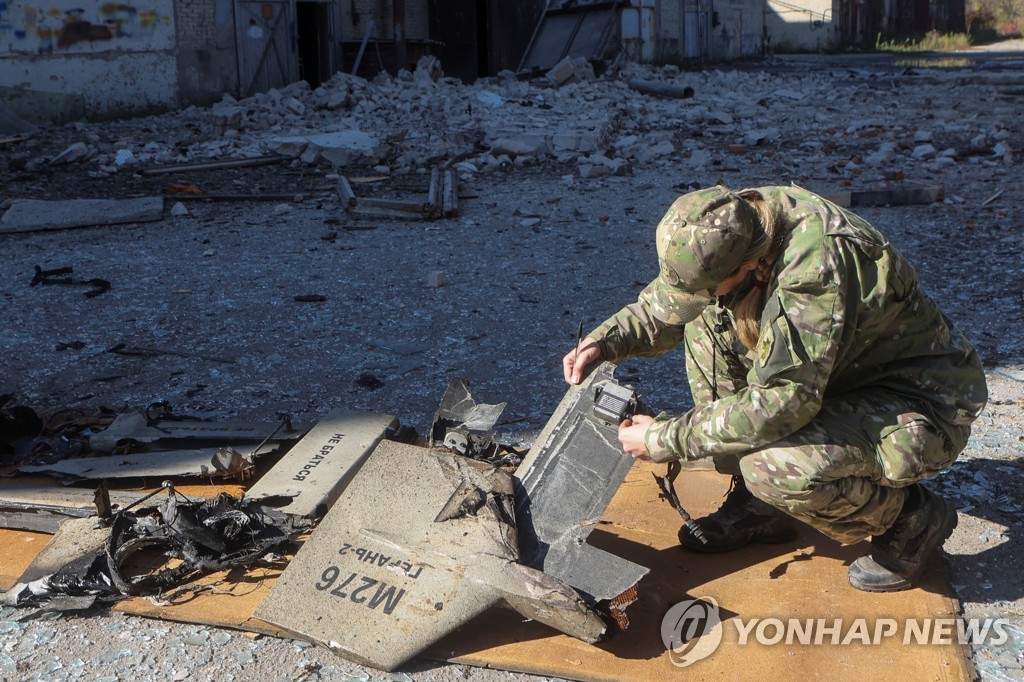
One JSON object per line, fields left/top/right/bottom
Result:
{"left": 679, "top": 475, "right": 798, "bottom": 553}
{"left": 848, "top": 484, "right": 958, "bottom": 592}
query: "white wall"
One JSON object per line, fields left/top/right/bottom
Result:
{"left": 764, "top": 0, "right": 838, "bottom": 52}
{"left": 0, "top": 0, "right": 178, "bottom": 118}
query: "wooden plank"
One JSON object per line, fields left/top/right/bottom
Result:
{"left": 140, "top": 155, "right": 288, "bottom": 176}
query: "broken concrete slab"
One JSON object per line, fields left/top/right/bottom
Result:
{"left": 89, "top": 413, "right": 310, "bottom": 452}
{"left": 0, "top": 197, "right": 164, "bottom": 233}
{"left": 546, "top": 56, "right": 595, "bottom": 87}
{"left": 267, "top": 131, "right": 386, "bottom": 167}
{"left": 243, "top": 409, "right": 397, "bottom": 521}
{"left": 254, "top": 441, "right": 604, "bottom": 671}
{"left": 514, "top": 362, "right": 649, "bottom": 611}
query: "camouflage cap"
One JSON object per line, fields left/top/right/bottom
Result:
{"left": 647, "top": 186, "right": 761, "bottom": 324}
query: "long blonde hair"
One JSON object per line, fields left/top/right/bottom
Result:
{"left": 732, "top": 190, "right": 785, "bottom": 349}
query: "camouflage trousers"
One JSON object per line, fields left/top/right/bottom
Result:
{"left": 683, "top": 306, "right": 968, "bottom": 544}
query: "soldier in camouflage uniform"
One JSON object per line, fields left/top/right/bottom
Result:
{"left": 563, "top": 185, "right": 987, "bottom": 592}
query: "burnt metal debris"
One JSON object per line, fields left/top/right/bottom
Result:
{"left": 88, "top": 405, "right": 309, "bottom": 453}
{"left": 1, "top": 483, "right": 299, "bottom": 611}
{"left": 255, "top": 440, "right": 605, "bottom": 671}
{"left": 428, "top": 377, "right": 523, "bottom": 466}
{"left": 514, "top": 362, "right": 649, "bottom": 626}
{"left": 15, "top": 446, "right": 263, "bottom": 484}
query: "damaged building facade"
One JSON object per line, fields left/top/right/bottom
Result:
{"left": 0, "top": 0, "right": 965, "bottom": 122}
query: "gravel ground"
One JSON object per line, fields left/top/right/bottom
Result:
{"left": 1, "top": 44, "right": 1022, "bottom": 681}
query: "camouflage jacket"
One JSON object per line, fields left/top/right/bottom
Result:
{"left": 590, "top": 185, "right": 988, "bottom": 462}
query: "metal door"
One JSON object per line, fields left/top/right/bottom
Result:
{"left": 235, "top": 0, "right": 299, "bottom": 97}
{"left": 682, "top": 0, "right": 709, "bottom": 61}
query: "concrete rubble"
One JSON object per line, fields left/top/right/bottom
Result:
{"left": 5, "top": 59, "right": 1016, "bottom": 192}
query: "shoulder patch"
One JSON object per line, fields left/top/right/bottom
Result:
{"left": 757, "top": 324, "right": 774, "bottom": 366}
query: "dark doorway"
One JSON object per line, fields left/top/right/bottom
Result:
{"left": 428, "top": 0, "right": 485, "bottom": 83}
{"left": 427, "top": 0, "right": 546, "bottom": 82}
{"left": 297, "top": 1, "right": 335, "bottom": 88}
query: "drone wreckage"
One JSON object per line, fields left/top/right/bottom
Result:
{"left": 0, "top": 364, "right": 663, "bottom": 671}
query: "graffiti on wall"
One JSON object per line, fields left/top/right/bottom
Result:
{"left": 0, "top": 1, "right": 174, "bottom": 54}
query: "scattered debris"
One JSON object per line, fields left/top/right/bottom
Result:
{"left": 428, "top": 378, "right": 520, "bottom": 467}
{"left": 255, "top": 441, "right": 605, "bottom": 671}
{"left": 50, "top": 142, "right": 90, "bottom": 165}
{"left": 29, "top": 265, "right": 111, "bottom": 298}
{"left": 426, "top": 270, "right": 445, "bottom": 288}
{"left": 1, "top": 484, "right": 299, "bottom": 610}
{"left": 344, "top": 166, "right": 459, "bottom": 219}
{"left": 1, "top": 198, "right": 164, "bottom": 233}
{"left": 88, "top": 409, "right": 308, "bottom": 453}
{"left": 982, "top": 188, "right": 1005, "bottom": 206}
{"left": 15, "top": 445, "right": 265, "bottom": 484}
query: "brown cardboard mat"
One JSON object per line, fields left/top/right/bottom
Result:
{"left": 0, "top": 465, "right": 971, "bottom": 681}
{"left": 430, "top": 462, "right": 972, "bottom": 681}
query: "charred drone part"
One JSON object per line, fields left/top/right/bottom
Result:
{"left": 429, "top": 378, "right": 511, "bottom": 463}
{"left": 2, "top": 484, "right": 299, "bottom": 610}
{"left": 514, "top": 362, "right": 650, "bottom": 620}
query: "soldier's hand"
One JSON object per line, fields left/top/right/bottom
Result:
{"left": 562, "top": 339, "right": 603, "bottom": 385}
{"left": 618, "top": 414, "right": 654, "bottom": 460}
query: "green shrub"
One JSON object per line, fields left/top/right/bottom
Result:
{"left": 875, "top": 31, "right": 973, "bottom": 51}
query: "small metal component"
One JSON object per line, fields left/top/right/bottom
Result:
{"left": 590, "top": 382, "right": 637, "bottom": 427}
{"left": 93, "top": 482, "right": 112, "bottom": 524}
